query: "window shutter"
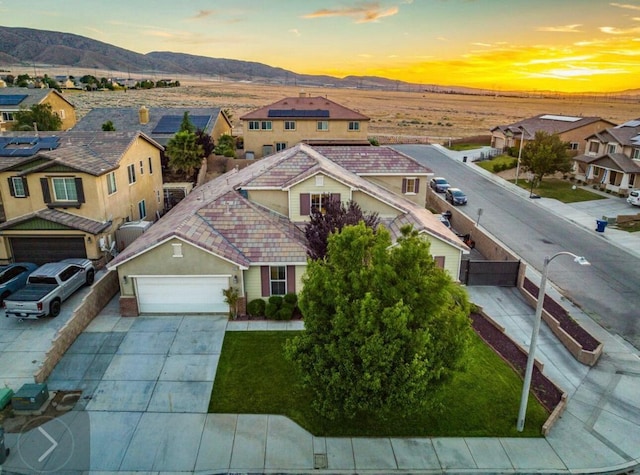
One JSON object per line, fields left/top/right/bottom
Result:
{"left": 75, "top": 178, "right": 85, "bottom": 203}
{"left": 261, "top": 266, "right": 270, "bottom": 297}
{"left": 40, "top": 178, "right": 51, "bottom": 203}
{"left": 415, "top": 179, "right": 420, "bottom": 193}
{"left": 286, "top": 265, "right": 295, "bottom": 293}
{"left": 434, "top": 256, "right": 445, "bottom": 268}
{"left": 402, "top": 178, "right": 407, "bottom": 193}
{"left": 330, "top": 193, "right": 341, "bottom": 203}
{"left": 8, "top": 178, "right": 15, "bottom": 197}
{"left": 300, "top": 193, "right": 310, "bottom": 215}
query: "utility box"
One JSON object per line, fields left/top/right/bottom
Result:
{"left": 0, "top": 388, "right": 14, "bottom": 410}
{"left": 115, "top": 220, "right": 152, "bottom": 251}
{"left": 11, "top": 383, "right": 48, "bottom": 411}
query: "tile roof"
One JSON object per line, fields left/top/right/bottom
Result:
{"left": 313, "top": 145, "right": 433, "bottom": 175}
{"left": 240, "top": 95, "right": 369, "bottom": 121}
{"left": 0, "top": 87, "right": 72, "bottom": 110}
{"left": 574, "top": 153, "right": 640, "bottom": 173}
{"left": 493, "top": 114, "right": 615, "bottom": 139}
{"left": 108, "top": 143, "right": 465, "bottom": 270}
{"left": 0, "top": 131, "right": 162, "bottom": 175}
{"left": 0, "top": 208, "right": 110, "bottom": 234}
{"left": 72, "top": 107, "right": 225, "bottom": 146}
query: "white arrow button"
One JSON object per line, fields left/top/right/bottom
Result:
{"left": 37, "top": 427, "right": 58, "bottom": 462}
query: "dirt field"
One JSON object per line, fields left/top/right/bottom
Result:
{"left": 61, "top": 78, "right": 640, "bottom": 144}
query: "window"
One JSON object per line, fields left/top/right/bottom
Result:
{"left": 59, "top": 265, "right": 80, "bottom": 282}
{"left": 52, "top": 177, "right": 78, "bottom": 201}
{"left": 138, "top": 200, "right": 146, "bottom": 219}
{"left": 569, "top": 142, "right": 579, "bottom": 150}
{"left": 275, "top": 142, "right": 287, "bottom": 152}
{"left": 261, "top": 121, "right": 272, "bottom": 130}
{"left": 107, "top": 172, "right": 117, "bottom": 195}
{"left": 284, "top": 121, "right": 296, "bottom": 130}
{"left": 148, "top": 156, "right": 153, "bottom": 174}
{"left": 348, "top": 121, "right": 360, "bottom": 131}
{"left": 317, "top": 121, "right": 329, "bottom": 131}
{"left": 127, "top": 164, "right": 136, "bottom": 184}
{"left": 139, "top": 160, "right": 144, "bottom": 175}
{"left": 249, "top": 120, "right": 260, "bottom": 130}
{"left": 311, "top": 193, "right": 330, "bottom": 213}
{"left": 608, "top": 144, "right": 617, "bottom": 154}
{"left": 588, "top": 141, "right": 599, "bottom": 154}
{"left": 593, "top": 167, "right": 600, "bottom": 177}
{"left": 1, "top": 112, "right": 14, "bottom": 121}
{"left": 404, "top": 178, "right": 418, "bottom": 194}
{"left": 270, "top": 266, "right": 286, "bottom": 295}
{"left": 10, "top": 177, "right": 27, "bottom": 198}
{"left": 633, "top": 149, "right": 640, "bottom": 160}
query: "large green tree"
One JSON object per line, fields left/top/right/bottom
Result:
{"left": 165, "top": 129, "right": 204, "bottom": 178}
{"left": 13, "top": 103, "right": 62, "bottom": 131}
{"left": 286, "top": 223, "right": 471, "bottom": 419}
{"left": 521, "top": 131, "right": 572, "bottom": 185}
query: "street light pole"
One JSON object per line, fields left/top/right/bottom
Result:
{"left": 516, "top": 251, "right": 590, "bottom": 432}
{"left": 515, "top": 126, "right": 525, "bottom": 185}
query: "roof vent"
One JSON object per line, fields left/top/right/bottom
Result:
{"left": 299, "top": 91, "right": 307, "bottom": 98}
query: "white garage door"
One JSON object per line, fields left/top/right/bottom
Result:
{"left": 135, "top": 276, "right": 229, "bottom": 314}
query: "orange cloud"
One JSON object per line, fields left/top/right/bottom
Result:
{"left": 303, "top": 2, "right": 399, "bottom": 23}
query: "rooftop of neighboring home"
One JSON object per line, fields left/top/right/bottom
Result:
{"left": 240, "top": 92, "right": 370, "bottom": 121}
{"left": 587, "top": 118, "right": 640, "bottom": 146}
{"left": 0, "top": 130, "right": 162, "bottom": 175}
{"left": 492, "top": 113, "right": 616, "bottom": 139}
{"left": 574, "top": 118, "right": 640, "bottom": 171}
{"left": 72, "top": 106, "right": 229, "bottom": 146}
{"left": 108, "top": 143, "right": 463, "bottom": 271}
{"left": 0, "top": 87, "right": 74, "bottom": 110}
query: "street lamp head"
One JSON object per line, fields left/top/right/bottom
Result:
{"left": 574, "top": 256, "right": 590, "bottom": 266}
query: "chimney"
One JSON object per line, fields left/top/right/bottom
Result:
{"left": 299, "top": 91, "right": 307, "bottom": 98}
{"left": 139, "top": 105, "right": 149, "bottom": 125}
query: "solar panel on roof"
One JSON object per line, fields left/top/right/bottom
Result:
{"left": 0, "top": 94, "right": 28, "bottom": 106}
{"left": 539, "top": 114, "right": 581, "bottom": 122}
{"left": 268, "top": 109, "right": 330, "bottom": 118}
{"left": 0, "top": 136, "right": 60, "bottom": 157}
{"left": 152, "top": 115, "right": 211, "bottom": 134}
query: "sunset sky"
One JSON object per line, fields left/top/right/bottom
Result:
{"left": 2, "top": 0, "right": 640, "bottom": 93}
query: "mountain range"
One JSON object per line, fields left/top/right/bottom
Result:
{"left": 0, "top": 25, "right": 488, "bottom": 93}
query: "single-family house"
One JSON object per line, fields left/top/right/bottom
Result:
{"left": 0, "top": 87, "right": 77, "bottom": 132}
{"left": 572, "top": 119, "right": 640, "bottom": 195}
{"left": 491, "top": 114, "right": 615, "bottom": 154}
{"left": 0, "top": 131, "right": 164, "bottom": 266}
{"left": 107, "top": 143, "right": 466, "bottom": 317}
{"left": 72, "top": 106, "right": 232, "bottom": 147}
{"left": 240, "top": 92, "right": 370, "bottom": 159}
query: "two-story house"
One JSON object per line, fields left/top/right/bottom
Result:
{"left": 107, "top": 143, "right": 466, "bottom": 317}
{"left": 0, "top": 87, "right": 77, "bottom": 132}
{"left": 491, "top": 114, "right": 615, "bottom": 154}
{"left": 572, "top": 119, "right": 640, "bottom": 195}
{"left": 0, "top": 131, "right": 164, "bottom": 266}
{"left": 240, "top": 92, "right": 370, "bottom": 159}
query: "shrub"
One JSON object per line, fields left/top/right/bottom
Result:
{"left": 265, "top": 302, "right": 279, "bottom": 319}
{"left": 277, "top": 304, "right": 295, "bottom": 321}
{"left": 283, "top": 293, "right": 298, "bottom": 305}
{"left": 247, "top": 299, "right": 266, "bottom": 317}
{"left": 268, "top": 295, "right": 283, "bottom": 307}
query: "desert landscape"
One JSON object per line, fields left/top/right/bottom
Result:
{"left": 17, "top": 71, "right": 640, "bottom": 143}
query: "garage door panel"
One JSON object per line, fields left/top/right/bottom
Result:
{"left": 136, "top": 276, "right": 228, "bottom": 314}
{"left": 11, "top": 237, "right": 86, "bottom": 265}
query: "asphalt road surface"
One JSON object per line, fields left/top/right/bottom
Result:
{"left": 394, "top": 144, "right": 640, "bottom": 351}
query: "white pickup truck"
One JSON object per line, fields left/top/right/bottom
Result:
{"left": 3, "top": 258, "right": 95, "bottom": 320}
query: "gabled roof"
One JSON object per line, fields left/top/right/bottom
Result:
{"left": 0, "top": 208, "right": 110, "bottom": 234}
{"left": 0, "top": 87, "right": 75, "bottom": 110}
{"left": 0, "top": 131, "right": 162, "bottom": 175}
{"left": 574, "top": 153, "right": 640, "bottom": 173}
{"left": 108, "top": 144, "right": 464, "bottom": 270}
{"left": 240, "top": 95, "right": 369, "bottom": 121}
{"left": 314, "top": 146, "right": 433, "bottom": 176}
{"left": 583, "top": 119, "right": 640, "bottom": 146}
{"left": 492, "top": 114, "right": 616, "bottom": 139}
{"left": 72, "top": 107, "right": 230, "bottom": 146}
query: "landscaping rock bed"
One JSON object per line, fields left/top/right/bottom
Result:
{"left": 470, "top": 312, "right": 564, "bottom": 413}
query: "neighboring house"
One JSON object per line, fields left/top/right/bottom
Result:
{"left": 72, "top": 106, "right": 232, "bottom": 147}
{"left": 0, "top": 131, "right": 164, "bottom": 266}
{"left": 0, "top": 87, "right": 77, "bottom": 132}
{"left": 107, "top": 143, "right": 466, "bottom": 317}
{"left": 572, "top": 118, "right": 640, "bottom": 195}
{"left": 240, "top": 92, "right": 370, "bottom": 159}
{"left": 54, "top": 76, "right": 80, "bottom": 89}
{"left": 491, "top": 114, "right": 615, "bottom": 154}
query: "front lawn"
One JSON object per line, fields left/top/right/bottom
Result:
{"left": 475, "top": 155, "right": 516, "bottom": 172}
{"left": 512, "top": 178, "right": 607, "bottom": 203}
{"left": 209, "top": 331, "right": 548, "bottom": 437}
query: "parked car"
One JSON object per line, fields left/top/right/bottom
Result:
{"left": 3, "top": 258, "right": 95, "bottom": 320}
{"left": 0, "top": 262, "right": 38, "bottom": 304}
{"left": 628, "top": 189, "right": 640, "bottom": 207}
{"left": 439, "top": 214, "right": 452, "bottom": 229}
{"left": 430, "top": 177, "right": 451, "bottom": 193}
{"left": 445, "top": 187, "right": 468, "bottom": 205}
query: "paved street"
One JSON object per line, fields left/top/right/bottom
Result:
{"left": 394, "top": 144, "right": 640, "bottom": 350}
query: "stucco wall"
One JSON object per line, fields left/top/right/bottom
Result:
{"left": 247, "top": 189, "right": 289, "bottom": 217}
{"left": 244, "top": 264, "right": 306, "bottom": 305}
{"left": 289, "top": 174, "right": 352, "bottom": 221}
{"left": 351, "top": 190, "right": 399, "bottom": 218}
{"left": 43, "top": 92, "right": 77, "bottom": 130}
{"left": 364, "top": 175, "right": 427, "bottom": 207}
